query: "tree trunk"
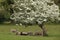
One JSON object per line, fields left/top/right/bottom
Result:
{"left": 39, "top": 23, "right": 48, "bottom": 36}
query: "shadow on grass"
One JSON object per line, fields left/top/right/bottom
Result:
{"left": 46, "top": 34, "right": 60, "bottom": 37}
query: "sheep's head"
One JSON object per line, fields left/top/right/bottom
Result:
{"left": 10, "top": 29, "right": 17, "bottom": 33}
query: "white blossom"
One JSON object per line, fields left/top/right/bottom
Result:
{"left": 10, "top": 0, "right": 60, "bottom": 25}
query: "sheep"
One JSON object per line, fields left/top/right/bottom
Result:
{"left": 28, "top": 32, "right": 33, "bottom": 36}
{"left": 10, "top": 29, "right": 17, "bottom": 33}
{"left": 10, "top": 29, "right": 43, "bottom": 36}
{"left": 16, "top": 31, "right": 33, "bottom": 36}
{"left": 16, "top": 31, "right": 21, "bottom": 35}
{"left": 34, "top": 32, "right": 43, "bottom": 36}
{"left": 21, "top": 32, "right": 28, "bottom": 36}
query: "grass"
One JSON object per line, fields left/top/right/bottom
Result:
{"left": 0, "top": 0, "right": 5, "bottom": 2}
{"left": 0, "top": 24, "right": 60, "bottom": 40}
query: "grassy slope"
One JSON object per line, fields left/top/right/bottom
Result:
{"left": 0, "top": 24, "right": 60, "bottom": 40}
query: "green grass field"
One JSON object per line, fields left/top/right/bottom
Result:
{"left": 0, "top": 24, "right": 60, "bottom": 40}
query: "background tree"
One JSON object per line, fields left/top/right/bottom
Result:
{"left": 0, "top": 0, "right": 14, "bottom": 23}
{"left": 10, "top": 0, "right": 60, "bottom": 36}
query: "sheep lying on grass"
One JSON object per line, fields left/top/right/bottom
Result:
{"left": 11, "top": 29, "right": 43, "bottom": 36}
{"left": 16, "top": 31, "right": 33, "bottom": 36}
{"left": 16, "top": 31, "right": 21, "bottom": 35}
{"left": 11, "top": 29, "right": 17, "bottom": 33}
{"left": 34, "top": 32, "right": 43, "bottom": 36}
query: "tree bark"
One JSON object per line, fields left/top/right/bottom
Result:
{"left": 39, "top": 23, "right": 48, "bottom": 36}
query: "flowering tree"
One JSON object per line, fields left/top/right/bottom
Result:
{"left": 10, "top": 0, "right": 60, "bottom": 36}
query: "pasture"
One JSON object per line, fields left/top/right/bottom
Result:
{"left": 0, "top": 24, "right": 60, "bottom": 40}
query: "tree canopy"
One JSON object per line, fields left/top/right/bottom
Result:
{"left": 10, "top": 0, "right": 60, "bottom": 25}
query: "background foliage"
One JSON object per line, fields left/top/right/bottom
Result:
{"left": 0, "top": 0, "right": 60, "bottom": 24}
